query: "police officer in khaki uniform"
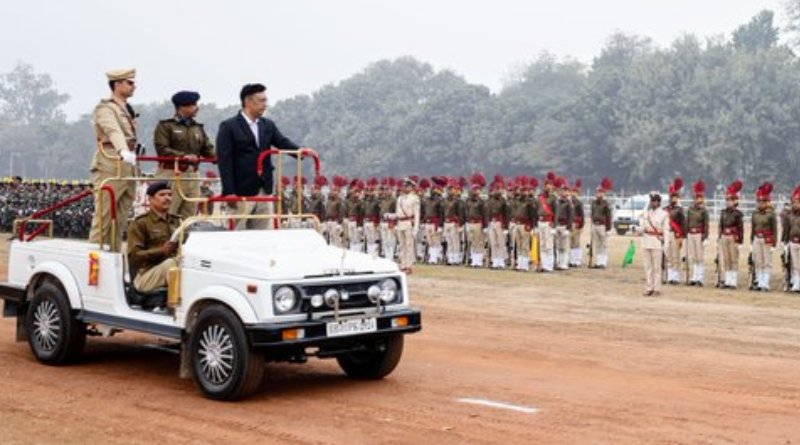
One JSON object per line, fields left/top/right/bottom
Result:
{"left": 154, "top": 91, "right": 216, "bottom": 220}
{"left": 511, "top": 178, "right": 537, "bottom": 271}
{"left": 127, "top": 181, "right": 181, "bottom": 294}
{"left": 569, "top": 179, "right": 584, "bottom": 267}
{"left": 396, "top": 178, "right": 421, "bottom": 273}
{"left": 665, "top": 178, "right": 686, "bottom": 284}
{"left": 781, "top": 186, "right": 800, "bottom": 292}
{"left": 686, "top": 181, "right": 710, "bottom": 285}
{"left": 537, "top": 172, "right": 558, "bottom": 272}
{"left": 379, "top": 178, "right": 399, "bottom": 260}
{"left": 554, "top": 177, "right": 573, "bottom": 271}
{"left": 465, "top": 174, "right": 487, "bottom": 267}
{"left": 442, "top": 178, "right": 466, "bottom": 265}
{"left": 751, "top": 182, "right": 778, "bottom": 291}
{"left": 325, "top": 176, "right": 347, "bottom": 248}
{"left": 89, "top": 68, "right": 139, "bottom": 251}
{"left": 638, "top": 193, "right": 671, "bottom": 296}
{"left": 719, "top": 180, "right": 745, "bottom": 288}
{"left": 486, "top": 176, "right": 510, "bottom": 269}
{"left": 590, "top": 178, "right": 613, "bottom": 269}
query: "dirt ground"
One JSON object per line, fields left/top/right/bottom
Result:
{"left": 1, "top": 234, "right": 799, "bottom": 444}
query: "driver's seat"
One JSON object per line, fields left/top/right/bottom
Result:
{"left": 125, "top": 262, "right": 168, "bottom": 311}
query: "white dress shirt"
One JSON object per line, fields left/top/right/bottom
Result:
{"left": 241, "top": 111, "right": 259, "bottom": 145}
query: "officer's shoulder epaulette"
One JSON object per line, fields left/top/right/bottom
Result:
{"left": 133, "top": 212, "right": 149, "bottom": 221}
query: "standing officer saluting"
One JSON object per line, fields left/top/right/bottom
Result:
{"left": 89, "top": 69, "right": 139, "bottom": 251}
{"left": 154, "top": 91, "right": 216, "bottom": 219}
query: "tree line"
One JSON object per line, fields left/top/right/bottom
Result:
{"left": 1, "top": 9, "right": 799, "bottom": 195}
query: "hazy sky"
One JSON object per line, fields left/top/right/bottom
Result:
{"left": 1, "top": 0, "right": 786, "bottom": 120}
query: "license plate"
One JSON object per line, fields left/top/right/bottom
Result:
{"left": 618, "top": 224, "right": 629, "bottom": 231}
{"left": 326, "top": 317, "right": 377, "bottom": 337}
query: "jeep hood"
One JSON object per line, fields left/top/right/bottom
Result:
{"left": 180, "top": 230, "right": 399, "bottom": 279}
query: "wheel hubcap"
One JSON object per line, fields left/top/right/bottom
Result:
{"left": 33, "top": 300, "right": 61, "bottom": 352}
{"left": 198, "top": 324, "right": 235, "bottom": 384}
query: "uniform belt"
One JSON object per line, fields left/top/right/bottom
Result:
{"left": 722, "top": 228, "right": 738, "bottom": 235}
{"left": 425, "top": 217, "right": 440, "bottom": 225}
{"left": 689, "top": 227, "right": 704, "bottom": 234}
{"left": 515, "top": 218, "right": 533, "bottom": 225}
{"left": 592, "top": 218, "right": 607, "bottom": 225}
{"left": 397, "top": 216, "right": 413, "bottom": 221}
{"left": 645, "top": 230, "right": 662, "bottom": 236}
{"left": 446, "top": 217, "right": 461, "bottom": 224}
{"left": 469, "top": 218, "right": 483, "bottom": 224}
{"left": 558, "top": 219, "right": 569, "bottom": 226}
{"left": 539, "top": 216, "right": 553, "bottom": 222}
{"left": 792, "top": 236, "right": 800, "bottom": 244}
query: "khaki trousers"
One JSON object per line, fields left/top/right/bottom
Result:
{"left": 513, "top": 224, "right": 532, "bottom": 258}
{"left": 89, "top": 165, "right": 136, "bottom": 251}
{"left": 467, "top": 222, "right": 484, "bottom": 255}
{"left": 591, "top": 225, "right": 608, "bottom": 257}
{"left": 752, "top": 237, "right": 773, "bottom": 272}
{"left": 666, "top": 232, "right": 682, "bottom": 270}
{"left": 489, "top": 221, "right": 507, "bottom": 260}
{"left": 721, "top": 235, "right": 739, "bottom": 271}
{"left": 325, "top": 221, "right": 344, "bottom": 248}
{"left": 569, "top": 228, "right": 581, "bottom": 249}
{"left": 155, "top": 168, "right": 200, "bottom": 219}
{"left": 687, "top": 233, "right": 704, "bottom": 264}
{"left": 134, "top": 258, "right": 177, "bottom": 293}
{"left": 396, "top": 225, "right": 416, "bottom": 269}
{"left": 443, "top": 222, "right": 461, "bottom": 256}
{"left": 425, "top": 223, "right": 442, "bottom": 249}
{"left": 791, "top": 242, "right": 800, "bottom": 274}
{"left": 380, "top": 223, "right": 397, "bottom": 255}
{"left": 643, "top": 248, "right": 663, "bottom": 292}
{"left": 232, "top": 200, "right": 275, "bottom": 230}
{"left": 537, "top": 222, "right": 554, "bottom": 253}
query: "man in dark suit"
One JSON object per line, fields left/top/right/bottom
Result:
{"left": 216, "top": 83, "right": 301, "bottom": 229}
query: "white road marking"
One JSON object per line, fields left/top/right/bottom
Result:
{"left": 457, "top": 398, "right": 540, "bottom": 414}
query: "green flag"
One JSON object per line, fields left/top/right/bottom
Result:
{"left": 622, "top": 240, "right": 636, "bottom": 268}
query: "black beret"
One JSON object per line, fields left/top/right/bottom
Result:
{"left": 171, "top": 91, "right": 200, "bottom": 107}
{"left": 146, "top": 181, "right": 171, "bottom": 196}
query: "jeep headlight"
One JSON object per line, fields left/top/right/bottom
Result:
{"left": 379, "top": 279, "right": 398, "bottom": 303}
{"left": 367, "top": 285, "right": 381, "bottom": 303}
{"left": 274, "top": 286, "right": 298, "bottom": 313}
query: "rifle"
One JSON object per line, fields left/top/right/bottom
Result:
{"left": 747, "top": 252, "right": 757, "bottom": 290}
{"left": 683, "top": 238, "right": 690, "bottom": 285}
{"left": 586, "top": 235, "right": 594, "bottom": 269}
{"left": 661, "top": 251, "right": 667, "bottom": 284}
{"left": 781, "top": 245, "right": 792, "bottom": 292}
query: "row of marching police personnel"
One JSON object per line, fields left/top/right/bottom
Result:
{"left": 660, "top": 178, "right": 800, "bottom": 293}
{"left": 278, "top": 172, "right": 617, "bottom": 275}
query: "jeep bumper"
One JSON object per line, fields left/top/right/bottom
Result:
{"left": 245, "top": 308, "right": 422, "bottom": 349}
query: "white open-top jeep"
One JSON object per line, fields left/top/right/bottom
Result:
{"left": 0, "top": 149, "right": 421, "bottom": 400}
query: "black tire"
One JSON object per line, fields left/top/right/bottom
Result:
{"left": 25, "top": 282, "right": 86, "bottom": 365}
{"left": 336, "top": 335, "right": 404, "bottom": 380}
{"left": 188, "top": 304, "right": 264, "bottom": 401}
{"left": 616, "top": 229, "right": 626, "bottom": 236}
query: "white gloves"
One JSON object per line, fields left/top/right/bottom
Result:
{"left": 606, "top": 230, "right": 613, "bottom": 237}
{"left": 769, "top": 247, "right": 776, "bottom": 253}
{"left": 120, "top": 150, "right": 137, "bottom": 165}
{"left": 738, "top": 244, "right": 744, "bottom": 251}
{"left": 702, "top": 239, "right": 709, "bottom": 247}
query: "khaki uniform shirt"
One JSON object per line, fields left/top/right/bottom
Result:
{"left": 154, "top": 116, "right": 215, "bottom": 158}
{"left": 127, "top": 210, "right": 181, "bottom": 273}
{"left": 91, "top": 98, "right": 137, "bottom": 173}
{"left": 641, "top": 207, "right": 670, "bottom": 251}
{"left": 396, "top": 193, "right": 420, "bottom": 230}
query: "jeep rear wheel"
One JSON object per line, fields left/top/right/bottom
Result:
{"left": 26, "top": 282, "right": 86, "bottom": 365}
{"left": 336, "top": 335, "right": 404, "bottom": 380}
{"left": 189, "top": 304, "right": 264, "bottom": 401}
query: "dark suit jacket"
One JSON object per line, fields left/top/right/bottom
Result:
{"left": 216, "top": 113, "right": 300, "bottom": 196}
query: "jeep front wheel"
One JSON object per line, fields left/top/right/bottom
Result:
{"left": 336, "top": 335, "right": 404, "bottom": 379}
{"left": 189, "top": 304, "right": 264, "bottom": 401}
{"left": 25, "top": 282, "right": 86, "bottom": 365}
